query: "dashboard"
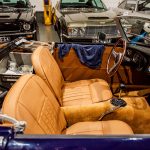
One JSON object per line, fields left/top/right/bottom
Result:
{"left": 123, "top": 45, "right": 150, "bottom": 73}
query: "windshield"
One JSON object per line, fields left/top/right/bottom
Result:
{"left": 119, "top": 0, "right": 137, "bottom": 10}
{"left": 138, "top": 0, "right": 150, "bottom": 11}
{"left": 0, "top": 0, "right": 30, "bottom": 8}
{"left": 60, "top": 0, "right": 107, "bottom": 10}
{"left": 120, "top": 17, "right": 150, "bottom": 46}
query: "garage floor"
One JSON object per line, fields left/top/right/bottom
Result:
{"left": 36, "top": 12, "right": 60, "bottom": 43}
{"left": 38, "top": 23, "right": 60, "bottom": 43}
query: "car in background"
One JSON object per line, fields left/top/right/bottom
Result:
{"left": 115, "top": 0, "right": 150, "bottom": 15}
{"left": 53, "top": 0, "right": 120, "bottom": 43}
{"left": 0, "top": 0, "right": 38, "bottom": 43}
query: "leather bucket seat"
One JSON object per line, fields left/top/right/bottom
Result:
{"left": 31, "top": 46, "right": 113, "bottom": 107}
{"left": 2, "top": 74, "right": 133, "bottom": 135}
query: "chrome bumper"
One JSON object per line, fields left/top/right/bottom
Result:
{"left": 0, "top": 30, "right": 36, "bottom": 36}
{"left": 62, "top": 34, "right": 120, "bottom": 40}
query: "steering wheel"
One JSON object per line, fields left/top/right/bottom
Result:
{"left": 107, "top": 38, "right": 127, "bottom": 77}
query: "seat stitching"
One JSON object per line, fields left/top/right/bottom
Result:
{"left": 68, "top": 129, "right": 103, "bottom": 134}
{"left": 33, "top": 77, "right": 66, "bottom": 131}
{"left": 38, "top": 48, "right": 61, "bottom": 104}
{"left": 101, "top": 121, "right": 104, "bottom": 135}
{"left": 17, "top": 101, "right": 47, "bottom": 134}
{"left": 15, "top": 75, "right": 36, "bottom": 120}
{"left": 63, "top": 94, "right": 90, "bottom": 100}
{"left": 33, "top": 77, "right": 59, "bottom": 117}
{"left": 63, "top": 98, "right": 91, "bottom": 102}
{"left": 89, "top": 83, "right": 94, "bottom": 104}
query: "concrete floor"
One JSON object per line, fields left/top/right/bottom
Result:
{"left": 38, "top": 23, "right": 60, "bottom": 43}
{"left": 36, "top": 12, "right": 60, "bottom": 43}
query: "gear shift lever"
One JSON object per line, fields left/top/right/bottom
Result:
{"left": 98, "top": 98, "right": 127, "bottom": 120}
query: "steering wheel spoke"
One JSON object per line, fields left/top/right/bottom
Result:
{"left": 112, "top": 50, "right": 119, "bottom": 59}
{"left": 107, "top": 38, "right": 127, "bottom": 77}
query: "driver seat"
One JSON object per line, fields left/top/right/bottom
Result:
{"left": 32, "top": 46, "right": 112, "bottom": 107}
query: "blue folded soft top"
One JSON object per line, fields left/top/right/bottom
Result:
{"left": 58, "top": 44, "right": 105, "bottom": 69}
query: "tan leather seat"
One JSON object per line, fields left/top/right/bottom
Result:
{"left": 31, "top": 46, "right": 112, "bottom": 106}
{"left": 2, "top": 75, "right": 133, "bottom": 135}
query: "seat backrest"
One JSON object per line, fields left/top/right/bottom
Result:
{"left": 2, "top": 74, "right": 66, "bottom": 134}
{"left": 32, "top": 46, "right": 64, "bottom": 106}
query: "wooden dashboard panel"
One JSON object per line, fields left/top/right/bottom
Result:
{"left": 53, "top": 46, "right": 133, "bottom": 84}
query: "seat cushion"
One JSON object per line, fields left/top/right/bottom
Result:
{"left": 65, "top": 121, "right": 133, "bottom": 135}
{"left": 62, "top": 79, "right": 112, "bottom": 106}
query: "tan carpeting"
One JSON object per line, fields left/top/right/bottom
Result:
{"left": 62, "top": 96, "right": 150, "bottom": 134}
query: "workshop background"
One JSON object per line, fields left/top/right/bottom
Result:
{"left": 29, "top": 0, "right": 122, "bottom": 42}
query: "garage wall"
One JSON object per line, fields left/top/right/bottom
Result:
{"left": 30, "top": 0, "right": 43, "bottom": 11}
{"left": 103, "top": 0, "right": 121, "bottom": 8}
{"left": 30, "top": 0, "right": 122, "bottom": 11}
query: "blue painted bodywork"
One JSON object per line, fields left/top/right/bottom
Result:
{"left": 1, "top": 127, "right": 150, "bottom": 150}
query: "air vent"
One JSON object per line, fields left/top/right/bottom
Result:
{"left": 88, "top": 17, "right": 109, "bottom": 20}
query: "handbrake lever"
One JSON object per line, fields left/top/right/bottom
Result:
{"left": 98, "top": 98, "right": 127, "bottom": 120}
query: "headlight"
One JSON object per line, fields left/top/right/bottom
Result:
{"left": 23, "top": 23, "right": 31, "bottom": 31}
{"left": 68, "top": 27, "right": 86, "bottom": 36}
{"left": 79, "top": 27, "right": 86, "bottom": 37}
{"left": 68, "top": 27, "right": 78, "bottom": 36}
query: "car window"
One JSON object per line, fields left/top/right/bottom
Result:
{"left": 138, "top": 1, "right": 150, "bottom": 11}
{"left": 0, "top": 0, "right": 30, "bottom": 8}
{"left": 145, "top": 2, "right": 150, "bottom": 8}
{"left": 120, "top": 17, "right": 150, "bottom": 46}
{"left": 125, "top": 0, "right": 136, "bottom": 10}
{"left": 60, "top": 0, "right": 107, "bottom": 10}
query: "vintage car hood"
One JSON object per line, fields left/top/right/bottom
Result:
{"left": 64, "top": 10, "right": 116, "bottom": 24}
{"left": 0, "top": 9, "right": 33, "bottom": 23}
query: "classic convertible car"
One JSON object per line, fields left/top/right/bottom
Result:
{"left": 53, "top": 0, "right": 119, "bottom": 43}
{"left": 0, "top": 15, "right": 150, "bottom": 149}
{"left": 115, "top": 0, "right": 150, "bottom": 15}
{"left": 0, "top": 0, "right": 38, "bottom": 43}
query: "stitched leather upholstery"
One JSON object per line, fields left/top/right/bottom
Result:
{"left": 2, "top": 75, "right": 133, "bottom": 135}
{"left": 31, "top": 46, "right": 64, "bottom": 105}
{"left": 65, "top": 121, "right": 133, "bottom": 135}
{"left": 32, "top": 46, "right": 112, "bottom": 106}
{"left": 63, "top": 79, "right": 112, "bottom": 106}
{"left": 2, "top": 75, "right": 66, "bottom": 134}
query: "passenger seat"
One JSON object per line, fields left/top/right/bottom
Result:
{"left": 31, "top": 46, "right": 113, "bottom": 107}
